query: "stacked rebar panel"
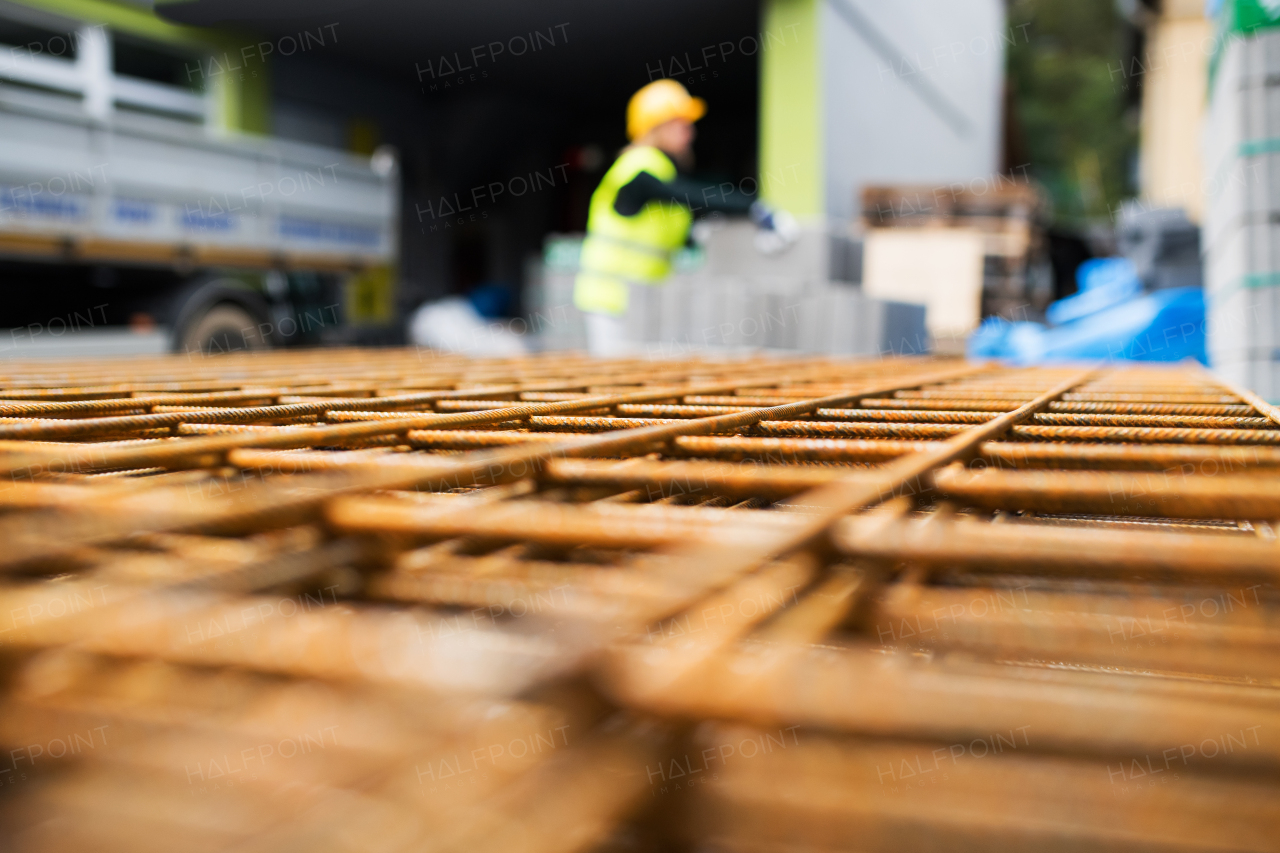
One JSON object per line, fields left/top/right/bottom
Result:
{"left": 0, "top": 349, "right": 1277, "bottom": 852}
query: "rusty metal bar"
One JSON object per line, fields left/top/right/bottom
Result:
{"left": 980, "top": 440, "right": 1280, "bottom": 470}
{"left": 754, "top": 421, "right": 969, "bottom": 440}
{"left": 1, "top": 352, "right": 1279, "bottom": 852}
{"left": 1007, "top": 424, "right": 1280, "bottom": 445}
{"left": 1031, "top": 412, "right": 1273, "bottom": 429}
{"left": 933, "top": 465, "right": 1280, "bottom": 519}
{"left": 595, "top": 369, "right": 1095, "bottom": 627}
{"left": 831, "top": 512, "right": 1280, "bottom": 580}
{"left": 862, "top": 398, "right": 1257, "bottom": 416}
{"left": 0, "top": 362, "right": 978, "bottom": 476}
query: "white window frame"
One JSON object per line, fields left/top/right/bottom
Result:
{"left": 0, "top": 20, "right": 208, "bottom": 122}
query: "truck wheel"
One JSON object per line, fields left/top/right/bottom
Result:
{"left": 176, "top": 303, "right": 269, "bottom": 355}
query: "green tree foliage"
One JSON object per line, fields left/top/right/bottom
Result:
{"left": 1008, "top": 0, "right": 1138, "bottom": 223}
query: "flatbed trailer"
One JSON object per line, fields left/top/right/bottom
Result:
{"left": 0, "top": 87, "right": 398, "bottom": 353}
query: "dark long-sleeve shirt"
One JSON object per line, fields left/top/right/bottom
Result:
{"left": 613, "top": 170, "right": 755, "bottom": 218}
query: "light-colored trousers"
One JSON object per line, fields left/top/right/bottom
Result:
{"left": 582, "top": 280, "right": 665, "bottom": 357}
{"left": 584, "top": 312, "right": 634, "bottom": 357}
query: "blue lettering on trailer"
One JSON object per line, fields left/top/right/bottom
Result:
{"left": 113, "top": 198, "right": 156, "bottom": 224}
{"left": 180, "top": 210, "right": 234, "bottom": 231}
{"left": 279, "top": 215, "right": 379, "bottom": 247}
{"left": 0, "top": 187, "right": 87, "bottom": 220}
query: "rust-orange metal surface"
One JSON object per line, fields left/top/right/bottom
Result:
{"left": 0, "top": 349, "right": 1276, "bottom": 852}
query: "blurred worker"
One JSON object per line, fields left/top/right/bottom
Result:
{"left": 574, "top": 79, "right": 796, "bottom": 357}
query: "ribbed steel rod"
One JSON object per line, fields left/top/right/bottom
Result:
{"left": 2, "top": 353, "right": 1279, "bottom": 853}
{"left": 594, "top": 369, "right": 1094, "bottom": 629}
{"left": 1008, "top": 424, "right": 1280, "bottom": 445}
{"left": 0, "top": 364, "right": 982, "bottom": 477}
{"left": 933, "top": 465, "right": 1280, "bottom": 520}
{"left": 832, "top": 513, "right": 1280, "bottom": 579}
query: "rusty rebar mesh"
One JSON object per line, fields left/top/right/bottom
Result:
{"left": 0, "top": 348, "right": 1278, "bottom": 852}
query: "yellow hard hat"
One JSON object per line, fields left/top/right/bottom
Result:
{"left": 626, "top": 79, "right": 706, "bottom": 140}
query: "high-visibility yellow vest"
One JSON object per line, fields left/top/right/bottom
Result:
{"left": 573, "top": 146, "right": 693, "bottom": 316}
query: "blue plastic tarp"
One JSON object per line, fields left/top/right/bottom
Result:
{"left": 1044, "top": 258, "right": 1142, "bottom": 325}
{"left": 967, "top": 286, "right": 1206, "bottom": 365}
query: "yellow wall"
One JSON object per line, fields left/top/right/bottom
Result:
{"left": 1140, "top": 7, "right": 1210, "bottom": 221}
{"left": 759, "top": 0, "right": 823, "bottom": 218}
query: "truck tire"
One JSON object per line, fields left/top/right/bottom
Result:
{"left": 176, "top": 303, "right": 269, "bottom": 355}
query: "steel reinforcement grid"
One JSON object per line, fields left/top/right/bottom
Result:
{"left": 0, "top": 348, "right": 1277, "bottom": 852}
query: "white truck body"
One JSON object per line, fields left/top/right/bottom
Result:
{"left": 0, "top": 96, "right": 397, "bottom": 271}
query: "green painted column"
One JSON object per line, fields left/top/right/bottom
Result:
{"left": 759, "top": 0, "right": 823, "bottom": 218}
{"left": 212, "top": 54, "right": 271, "bottom": 135}
{"left": 12, "top": 0, "right": 211, "bottom": 46}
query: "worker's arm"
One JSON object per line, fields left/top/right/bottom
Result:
{"left": 614, "top": 170, "right": 755, "bottom": 217}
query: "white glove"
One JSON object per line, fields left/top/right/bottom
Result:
{"left": 690, "top": 219, "right": 719, "bottom": 247}
{"left": 751, "top": 205, "right": 800, "bottom": 256}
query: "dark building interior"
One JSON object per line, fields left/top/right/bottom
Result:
{"left": 159, "top": 0, "right": 762, "bottom": 322}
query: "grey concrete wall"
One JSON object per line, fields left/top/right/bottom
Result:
{"left": 821, "top": 0, "right": 1006, "bottom": 225}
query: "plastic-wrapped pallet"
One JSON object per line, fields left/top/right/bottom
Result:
{"left": 1204, "top": 3, "right": 1280, "bottom": 399}
{"left": 678, "top": 274, "right": 812, "bottom": 351}
{"left": 655, "top": 274, "right": 695, "bottom": 349}
{"left": 526, "top": 237, "right": 589, "bottom": 351}
{"left": 526, "top": 228, "right": 927, "bottom": 357}
{"left": 795, "top": 285, "right": 928, "bottom": 357}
